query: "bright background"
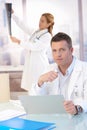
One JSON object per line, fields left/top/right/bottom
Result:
{"left": 0, "top": 0, "right": 87, "bottom": 67}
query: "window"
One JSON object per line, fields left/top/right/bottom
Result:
{"left": 0, "top": 0, "right": 87, "bottom": 68}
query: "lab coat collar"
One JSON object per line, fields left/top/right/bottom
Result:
{"left": 35, "top": 29, "right": 48, "bottom": 37}
{"left": 37, "top": 28, "right": 48, "bottom": 33}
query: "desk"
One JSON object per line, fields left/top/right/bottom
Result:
{"left": 21, "top": 113, "right": 87, "bottom": 130}
{"left": 0, "top": 101, "right": 87, "bottom": 130}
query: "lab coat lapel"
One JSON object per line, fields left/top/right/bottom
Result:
{"left": 68, "top": 60, "right": 82, "bottom": 100}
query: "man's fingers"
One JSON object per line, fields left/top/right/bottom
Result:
{"left": 39, "top": 71, "right": 58, "bottom": 83}
{"left": 65, "top": 105, "right": 74, "bottom": 111}
{"left": 48, "top": 71, "right": 58, "bottom": 82}
{"left": 64, "top": 101, "right": 77, "bottom": 115}
{"left": 64, "top": 101, "right": 72, "bottom": 106}
{"left": 49, "top": 75, "right": 58, "bottom": 81}
{"left": 49, "top": 71, "right": 58, "bottom": 75}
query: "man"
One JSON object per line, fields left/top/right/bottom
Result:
{"left": 30, "top": 32, "right": 87, "bottom": 115}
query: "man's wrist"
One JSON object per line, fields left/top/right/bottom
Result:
{"left": 75, "top": 105, "right": 83, "bottom": 115}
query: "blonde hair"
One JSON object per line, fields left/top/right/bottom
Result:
{"left": 42, "top": 13, "right": 54, "bottom": 36}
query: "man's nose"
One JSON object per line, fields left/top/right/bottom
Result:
{"left": 57, "top": 51, "right": 61, "bottom": 56}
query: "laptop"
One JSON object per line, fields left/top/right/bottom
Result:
{"left": 19, "top": 95, "right": 66, "bottom": 114}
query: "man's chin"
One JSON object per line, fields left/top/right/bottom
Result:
{"left": 56, "top": 62, "right": 62, "bottom": 66}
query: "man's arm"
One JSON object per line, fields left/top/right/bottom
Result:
{"left": 12, "top": 13, "right": 34, "bottom": 35}
{"left": 29, "top": 71, "right": 58, "bottom": 95}
{"left": 38, "top": 71, "right": 58, "bottom": 87}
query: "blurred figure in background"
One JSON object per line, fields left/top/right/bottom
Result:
{"left": 10, "top": 11, "right": 54, "bottom": 93}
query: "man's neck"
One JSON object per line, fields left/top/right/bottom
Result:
{"left": 58, "top": 57, "right": 73, "bottom": 75}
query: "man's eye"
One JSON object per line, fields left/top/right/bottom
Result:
{"left": 60, "top": 49, "right": 65, "bottom": 51}
{"left": 52, "top": 50, "right": 56, "bottom": 52}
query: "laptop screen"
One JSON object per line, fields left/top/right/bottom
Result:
{"left": 19, "top": 95, "right": 66, "bottom": 114}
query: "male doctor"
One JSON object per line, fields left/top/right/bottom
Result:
{"left": 30, "top": 32, "right": 87, "bottom": 115}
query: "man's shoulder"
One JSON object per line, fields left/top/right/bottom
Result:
{"left": 75, "top": 59, "right": 87, "bottom": 70}
{"left": 76, "top": 59, "right": 87, "bottom": 65}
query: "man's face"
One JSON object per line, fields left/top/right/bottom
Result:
{"left": 51, "top": 40, "right": 73, "bottom": 67}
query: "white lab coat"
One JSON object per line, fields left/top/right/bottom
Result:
{"left": 30, "top": 59, "right": 87, "bottom": 112}
{"left": 12, "top": 14, "right": 51, "bottom": 91}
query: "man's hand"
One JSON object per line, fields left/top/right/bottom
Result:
{"left": 38, "top": 71, "right": 58, "bottom": 87}
{"left": 64, "top": 101, "right": 77, "bottom": 115}
{"left": 10, "top": 36, "right": 20, "bottom": 44}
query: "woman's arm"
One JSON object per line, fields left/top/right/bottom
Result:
{"left": 10, "top": 36, "right": 20, "bottom": 44}
{"left": 10, "top": 33, "right": 51, "bottom": 51}
{"left": 12, "top": 14, "right": 35, "bottom": 35}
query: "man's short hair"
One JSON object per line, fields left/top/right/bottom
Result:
{"left": 51, "top": 32, "right": 72, "bottom": 48}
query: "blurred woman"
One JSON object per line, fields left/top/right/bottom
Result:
{"left": 10, "top": 12, "right": 54, "bottom": 93}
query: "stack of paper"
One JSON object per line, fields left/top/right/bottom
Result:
{"left": 0, "top": 117, "right": 56, "bottom": 130}
{"left": 0, "top": 109, "right": 26, "bottom": 121}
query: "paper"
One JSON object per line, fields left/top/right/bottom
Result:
{"left": 0, "top": 109, "right": 26, "bottom": 121}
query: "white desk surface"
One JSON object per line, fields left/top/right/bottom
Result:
{"left": 0, "top": 100, "right": 87, "bottom": 130}
{"left": 21, "top": 113, "right": 87, "bottom": 130}
{"left": 0, "top": 65, "right": 23, "bottom": 72}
